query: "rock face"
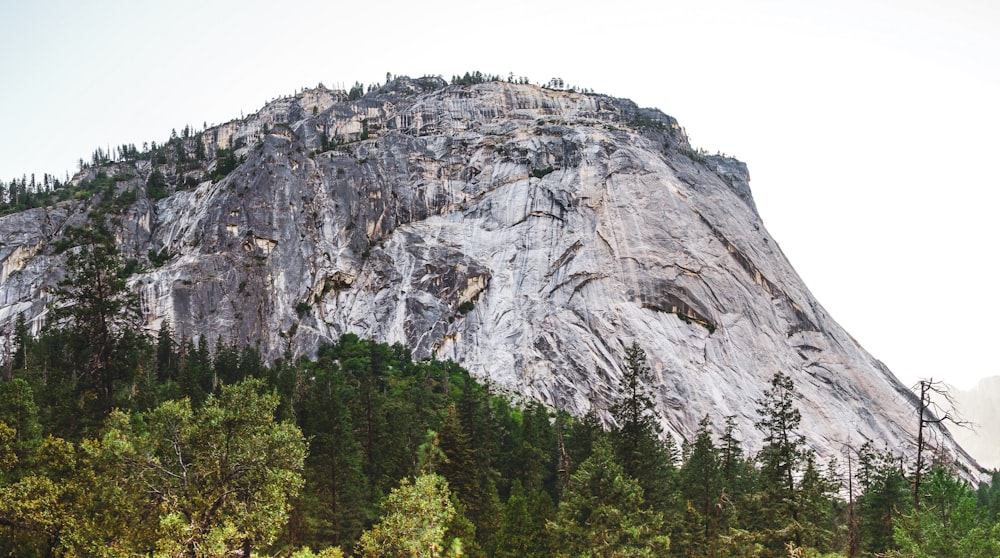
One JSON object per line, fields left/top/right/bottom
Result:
{"left": 0, "top": 77, "right": 981, "bottom": 472}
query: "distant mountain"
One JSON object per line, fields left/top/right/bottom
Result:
{"left": 0, "top": 75, "right": 981, "bottom": 475}
{"left": 944, "top": 377, "right": 1000, "bottom": 470}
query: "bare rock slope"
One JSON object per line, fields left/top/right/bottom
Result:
{"left": 0, "top": 77, "right": 978, "bottom": 471}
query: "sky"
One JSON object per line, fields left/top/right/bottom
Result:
{"left": 1, "top": 0, "right": 998, "bottom": 390}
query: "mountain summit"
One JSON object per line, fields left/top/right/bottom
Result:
{"left": 0, "top": 75, "right": 978, "bottom": 472}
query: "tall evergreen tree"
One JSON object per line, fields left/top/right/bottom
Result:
{"left": 547, "top": 438, "right": 670, "bottom": 557}
{"left": 155, "top": 321, "right": 178, "bottom": 384}
{"left": 563, "top": 409, "right": 602, "bottom": 486}
{"left": 796, "top": 452, "right": 838, "bottom": 552}
{"left": 11, "top": 312, "right": 29, "bottom": 373}
{"left": 718, "top": 414, "right": 755, "bottom": 530}
{"left": 516, "top": 400, "right": 558, "bottom": 494}
{"left": 47, "top": 225, "right": 145, "bottom": 427}
{"left": 439, "top": 403, "right": 501, "bottom": 556}
{"left": 294, "top": 356, "right": 372, "bottom": 550}
{"left": 495, "top": 480, "right": 554, "bottom": 558}
{"left": 754, "top": 370, "right": 808, "bottom": 551}
{"left": 0, "top": 378, "right": 41, "bottom": 461}
{"left": 856, "top": 441, "right": 910, "bottom": 555}
{"left": 609, "top": 342, "right": 674, "bottom": 511}
{"left": 678, "top": 415, "right": 722, "bottom": 553}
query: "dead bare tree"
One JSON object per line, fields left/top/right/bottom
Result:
{"left": 912, "top": 378, "right": 972, "bottom": 511}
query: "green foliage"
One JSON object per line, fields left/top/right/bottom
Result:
{"left": 438, "top": 403, "right": 503, "bottom": 556}
{"left": 681, "top": 146, "right": 710, "bottom": 164}
{"left": 628, "top": 113, "right": 668, "bottom": 132}
{"left": 98, "top": 378, "right": 307, "bottom": 555}
{"left": 856, "top": 440, "right": 911, "bottom": 554}
{"left": 195, "top": 134, "right": 206, "bottom": 161}
{"left": 0, "top": 379, "right": 42, "bottom": 461}
{"left": 456, "top": 300, "right": 476, "bottom": 317}
{"left": 147, "top": 167, "right": 169, "bottom": 199}
{"left": 978, "top": 470, "right": 1000, "bottom": 520}
{"left": 0, "top": 379, "right": 306, "bottom": 556}
{"left": 321, "top": 130, "right": 339, "bottom": 152}
{"left": 5, "top": 316, "right": 1000, "bottom": 558}
{"left": 610, "top": 343, "right": 675, "bottom": 511}
{"left": 677, "top": 416, "right": 722, "bottom": 554}
{"left": 291, "top": 546, "right": 346, "bottom": 558}
{"left": 752, "top": 371, "right": 811, "bottom": 551}
{"left": 357, "top": 473, "right": 464, "bottom": 558}
{"left": 451, "top": 71, "right": 503, "bottom": 86}
{"left": 44, "top": 226, "right": 145, "bottom": 432}
{"left": 0, "top": 422, "right": 16, "bottom": 473}
{"left": 348, "top": 81, "right": 365, "bottom": 101}
{"left": 212, "top": 147, "right": 240, "bottom": 180}
{"left": 147, "top": 247, "right": 171, "bottom": 267}
{"left": 547, "top": 438, "right": 670, "bottom": 557}
{"left": 796, "top": 453, "right": 839, "bottom": 551}
{"left": 496, "top": 480, "right": 555, "bottom": 558}
{"left": 531, "top": 165, "right": 555, "bottom": 178}
{"left": 0, "top": 435, "right": 93, "bottom": 556}
{"left": 296, "top": 300, "right": 312, "bottom": 317}
{"left": 891, "top": 467, "right": 1000, "bottom": 558}
{"left": 291, "top": 352, "right": 374, "bottom": 549}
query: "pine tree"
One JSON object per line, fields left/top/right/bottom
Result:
{"left": 547, "top": 438, "right": 670, "bottom": 557}
{"left": 194, "top": 134, "right": 206, "bottom": 161}
{"left": 155, "top": 321, "right": 177, "bottom": 384}
{"left": 610, "top": 342, "right": 674, "bottom": 512}
{"left": 563, "top": 409, "right": 602, "bottom": 483}
{"left": 48, "top": 226, "right": 145, "bottom": 423}
{"left": 495, "top": 480, "right": 554, "bottom": 558}
{"left": 754, "top": 371, "right": 808, "bottom": 551}
{"left": 893, "top": 467, "right": 1000, "bottom": 557}
{"left": 11, "top": 312, "right": 29, "bottom": 372}
{"left": 673, "top": 501, "right": 710, "bottom": 557}
{"left": 796, "top": 452, "right": 837, "bottom": 552}
{"left": 855, "top": 441, "right": 909, "bottom": 555}
{"left": 439, "top": 404, "right": 501, "bottom": 556}
{"left": 517, "top": 400, "right": 557, "bottom": 494}
{"left": 679, "top": 416, "right": 722, "bottom": 551}
{"left": 718, "top": 414, "right": 755, "bottom": 531}
{"left": 295, "top": 358, "right": 372, "bottom": 549}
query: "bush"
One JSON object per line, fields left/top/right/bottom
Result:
{"left": 147, "top": 169, "right": 169, "bottom": 200}
{"left": 212, "top": 148, "right": 240, "bottom": 181}
{"left": 148, "top": 249, "right": 171, "bottom": 267}
{"left": 531, "top": 166, "right": 554, "bottom": 179}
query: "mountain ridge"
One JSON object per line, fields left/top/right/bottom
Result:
{"left": 0, "top": 75, "right": 982, "bottom": 476}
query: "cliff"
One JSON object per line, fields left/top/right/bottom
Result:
{"left": 0, "top": 76, "right": 979, "bottom": 472}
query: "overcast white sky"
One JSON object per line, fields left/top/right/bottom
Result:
{"left": 1, "top": 0, "right": 998, "bottom": 390}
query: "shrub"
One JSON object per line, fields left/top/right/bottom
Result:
{"left": 295, "top": 301, "right": 311, "bottom": 317}
{"left": 531, "top": 166, "right": 554, "bottom": 179}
